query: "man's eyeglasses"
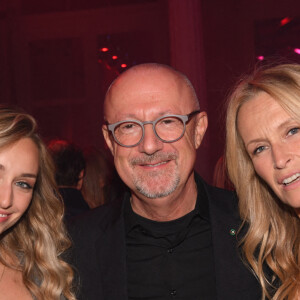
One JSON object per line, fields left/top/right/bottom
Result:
{"left": 105, "top": 110, "right": 200, "bottom": 148}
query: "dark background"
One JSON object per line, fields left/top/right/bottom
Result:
{"left": 1, "top": 0, "right": 300, "bottom": 183}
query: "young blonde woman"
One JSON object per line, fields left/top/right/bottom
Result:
{"left": 226, "top": 63, "right": 300, "bottom": 300}
{"left": 0, "top": 105, "right": 75, "bottom": 299}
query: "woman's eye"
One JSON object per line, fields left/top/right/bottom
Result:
{"left": 287, "top": 127, "right": 300, "bottom": 136}
{"left": 15, "top": 181, "right": 32, "bottom": 190}
{"left": 253, "top": 145, "right": 265, "bottom": 155}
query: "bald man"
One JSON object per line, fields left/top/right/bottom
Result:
{"left": 69, "top": 64, "right": 261, "bottom": 300}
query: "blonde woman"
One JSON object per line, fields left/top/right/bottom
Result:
{"left": 0, "top": 105, "right": 75, "bottom": 299}
{"left": 226, "top": 64, "right": 300, "bottom": 299}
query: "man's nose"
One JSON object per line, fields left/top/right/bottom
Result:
{"left": 272, "top": 143, "right": 291, "bottom": 169}
{"left": 138, "top": 124, "right": 163, "bottom": 154}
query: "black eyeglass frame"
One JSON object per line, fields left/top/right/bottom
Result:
{"left": 105, "top": 110, "right": 200, "bottom": 148}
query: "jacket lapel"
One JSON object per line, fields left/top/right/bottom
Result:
{"left": 208, "top": 190, "right": 242, "bottom": 299}
{"left": 95, "top": 197, "right": 128, "bottom": 300}
{"left": 204, "top": 182, "right": 261, "bottom": 299}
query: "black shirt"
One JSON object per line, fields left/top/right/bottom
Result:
{"left": 125, "top": 183, "right": 217, "bottom": 300}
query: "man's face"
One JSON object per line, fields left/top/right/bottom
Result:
{"left": 103, "top": 68, "right": 207, "bottom": 202}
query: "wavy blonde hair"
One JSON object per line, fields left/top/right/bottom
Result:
{"left": 226, "top": 64, "right": 300, "bottom": 299}
{"left": 0, "top": 105, "right": 75, "bottom": 299}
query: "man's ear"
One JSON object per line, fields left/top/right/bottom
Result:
{"left": 194, "top": 111, "right": 208, "bottom": 149}
{"left": 102, "top": 125, "right": 115, "bottom": 156}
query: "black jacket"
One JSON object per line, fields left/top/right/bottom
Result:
{"left": 59, "top": 188, "right": 90, "bottom": 221}
{"left": 69, "top": 173, "right": 261, "bottom": 300}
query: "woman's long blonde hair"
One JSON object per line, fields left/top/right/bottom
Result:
{"left": 0, "top": 106, "right": 75, "bottom": 299}
{"left": 226, "top": 64, "right": 300, "bottom": 299}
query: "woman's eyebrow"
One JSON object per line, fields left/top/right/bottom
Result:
{"left": 0, "top": 164, "right": 37, "bottom": 178}
{"left": 19, "top": 173, "right": 37, "bottom": 179}
{"left": 277, "top": 118, "right": 297, "bottom": 130}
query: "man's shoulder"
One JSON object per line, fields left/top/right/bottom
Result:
{"left": 67, "top": 195, "right": 125, "bottom": 240}
{"left": 195, "top": 172, "right": 236, "bottom": 199}
{"left": 195, "top": 175, "right": 262, "bottom": 298}
{"left": 206, "top": 183, "right": 238, "bottom": 209}
{"left": 195, "top": 173, "right": 239, "bottom": 218}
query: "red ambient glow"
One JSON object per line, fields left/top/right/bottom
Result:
{"left": 280, "top": 17, "right": 292, "bottom": 26}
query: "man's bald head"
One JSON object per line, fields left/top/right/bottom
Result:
{"left": 103, "top": 63, "right": 200, "bottom": 121}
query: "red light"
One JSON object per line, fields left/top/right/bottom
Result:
{"left": 294, "top": 48, "right": 300, "bottom": 55}
{"left": 101, "top": 47, "right": 109, "bottom": 52}
{"left": 121, "top": 64, "right": 127, "bottom": 68}
{"left": 257, "top": 56, "right": 264, "bottom": 61}
{"left": 112, "top": 55, "right": 118, "bottom": 60}
{"left": 280, "top": 17, "right": 292, "bottom": 26}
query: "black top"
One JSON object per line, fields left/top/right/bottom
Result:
{"left": 124, "top": 182, "right": 217, "bottom": 299}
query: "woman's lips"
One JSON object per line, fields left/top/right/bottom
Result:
{"left": 0, "top": 213, "right": 10, "bottom": 222}
{"left": 281, "top": 172, "right": 300, "bottom": 186}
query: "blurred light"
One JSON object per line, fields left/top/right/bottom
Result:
{"left": 101, "top": 47, "right": 109, "bottom": 52}
{"left": 112, "top": 55, "right": 118, "bottom": 60}
{"left": 257, "top": 56, "right": 264, "bottom": 61}
{"left": 280, "top": 17, "right": 292, "bottom": 26}
{"left": 294, "top": 48, "right": 300, "bottom": 55}
{"left": 121, "top": 63, "right": 127, "bottom": 68}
